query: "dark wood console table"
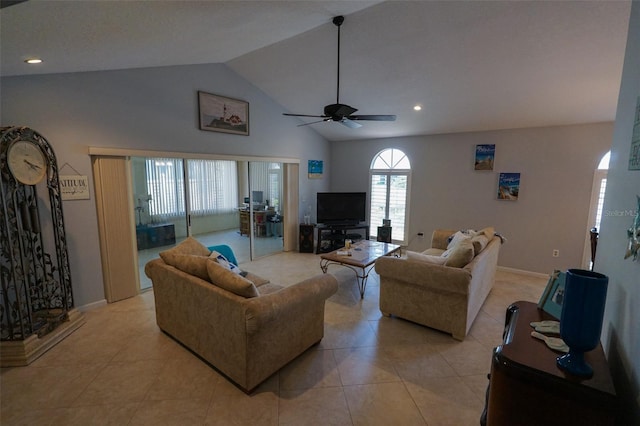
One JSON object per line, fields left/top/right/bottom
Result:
{"left": 484, "top": 301, "right": 617, "bottom": 426}
{"left": 315, "top": 223, "right": 369, "bottom": 254}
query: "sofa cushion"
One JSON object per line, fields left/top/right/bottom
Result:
{"left": 422, "top": 248, "right": 445, "bottom": 256}
{"left": 444, "top": 240, "right": 475, "bottom": 268}
{"left": 207, "top": 260, "right": 259, "bottom": 298}
{"left": 210, "top": 250, "right": 242, "bottom": 275}
{"left": 447, "top": 231, "right": 472, "bottom": 250}
{"left": 160, "top": 237, "right": 211, "bottom": 258}
{"left": 407, "top": 251, "right": 447, "bottom": 265}
{"left": 478, "top": 227, "right": 495, "bottom": 239}
{"left": 160, "top": 253, "right": 211, "bottom": 281}
{"left": 471, "top": 234, "right": 490, "bottom": 256}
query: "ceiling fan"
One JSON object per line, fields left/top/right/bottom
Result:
{"left": 283, "top": 15, "right": 396, "bottom": 129}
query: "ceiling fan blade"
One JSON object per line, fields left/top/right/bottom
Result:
{"left": 283, "top": 113, "right": 326, "bottom": 118}
{"left": 349, "top": 115, "right": 397, "bottom": 121}
{"left": 297, "top": 119, "right": 331, "bottom": 127}
{"left": 340, "top": 118, "right": 363, "bottom": 129}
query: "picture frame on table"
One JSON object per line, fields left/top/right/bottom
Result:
{"left": 538, "top": 270, "right": 566, "bottom": 320}
{"left": 198, "top": 91, "right": 249, "bottom": 136}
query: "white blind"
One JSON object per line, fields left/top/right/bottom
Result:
{"left": 146, "top": 157, "right": 238, "bottom": 221}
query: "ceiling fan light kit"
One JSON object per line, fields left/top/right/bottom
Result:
{"left": 283, "top": 15, "right": 396, "bottom": 129}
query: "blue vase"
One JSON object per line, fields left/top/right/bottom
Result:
{"left": 557, "top": 269, "right": 608, "bottom": 377}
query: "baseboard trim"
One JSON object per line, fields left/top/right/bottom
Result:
{"left": 78, "top": 299, "right": 108, "bottom": 311}
{"left": 497, "top": 266, "right": 550, "bottom": 279}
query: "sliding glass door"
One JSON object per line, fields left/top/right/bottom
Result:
{"left": 248, "top": 161, "right": 284, "bottom": 259}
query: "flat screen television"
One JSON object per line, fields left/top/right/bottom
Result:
{"left": 316, "top": 192, "right": 367, "bottom": 225}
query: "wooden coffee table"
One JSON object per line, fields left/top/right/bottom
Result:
{"left": 320, "top": 240, "right": 401, "bottom": 298}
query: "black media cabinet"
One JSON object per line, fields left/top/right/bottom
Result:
{"left": 315, "top": 223, "right": 369, "bottom": 254}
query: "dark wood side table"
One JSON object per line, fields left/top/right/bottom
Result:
{"left": 484, "top": 301, "right": 617, "bottom": 426}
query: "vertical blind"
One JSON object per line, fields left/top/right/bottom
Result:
{"left": 146, "top": 157, "right": 238, "bottom": 221}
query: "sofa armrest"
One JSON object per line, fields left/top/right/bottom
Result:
{"left": 431, "top": 229, "right": 457, "bottom": 250}
{"left": 375, "top": 256, "right": 471, "bottom": 295}
{"left": 243, "top": 274, "right": 338, "bottom": 334}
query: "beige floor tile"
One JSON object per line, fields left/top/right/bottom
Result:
{"left": 72, "top": 360, "right": 165, "bottom": 406}
{"left": 343, "top": 382, "right": 426, "bottom": 426}
{"left": 205, "top": 388, "right": 279, "bottom": 425}
{"left": 0, "top": 407, "right": 69, "bottom": 426}
{"left": 279, "top": 387, "right": 352, "bottom": 426}
{"left": 110, "top": 331, "right": 189, "bottom": 362}
{"left": 384, "top": 342, "right": 457, "bottom": 383}
{"left": 318, "top": 320, "right": 378, "bottom": 350}
{"left": 369, "top": 316, "right": 432, "bottom": 347}
{"left": 435, "top": 338, "right": 493, "bottom": 377}
{"left": 405, "top": 376, "right": 485, "bottom": 426}
{"left": 129, "top": 399, "right": 210, "bottom": 426}
{"left": 467, "top": 310, "right": 505, "bottom": 349}
{"left": 1, "top": 364, "right": 104, "bottom": 411}
{"left": 145, "top": 356, "right": 223, "bottom": 401}
{"left": 51, "top": 403, "right": 140, "bottom": 426}
{"left": 279, "top": 349, "right": 342, "bottom": 391}
{"left": 333, "top": 346, "right": 401, "bottom": 386}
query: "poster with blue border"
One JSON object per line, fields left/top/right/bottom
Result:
{"left": 308, "top": 160, "right": 323, "bottom": 179}
{"left": 497, "top": 172, "right": 520, "bottom": 200}
{"left": 475, "top": 144, "right": 495, "bottom": 170}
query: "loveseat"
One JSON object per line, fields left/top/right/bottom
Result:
{"left": 145, "top": 238, "right": 338, "bottom": 392}
{"left": 374, "top": 228, "right": 501, "bottom": 340}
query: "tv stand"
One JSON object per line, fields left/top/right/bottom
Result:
{"left": 316, "top": 223, "right": 369, "bottom": 254}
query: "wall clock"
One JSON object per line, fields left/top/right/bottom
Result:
{"left": 7, "top": 139, "right": 47, "bottom": 185}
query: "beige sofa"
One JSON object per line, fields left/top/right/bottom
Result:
{"left": 145, "top": 238, "right": 338, "bottom": 392}
{"left": 374, "top": 228, "right": 501, "bottom": 340}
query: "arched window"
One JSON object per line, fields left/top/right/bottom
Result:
{"left": 582, "top": 151, "right": 609, "bottom": 269}
{"left": 369, "top": 148, "right": 411, "bottom": 243}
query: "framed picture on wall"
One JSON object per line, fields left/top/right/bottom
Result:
{"left": 308, "top": 160, "right": 323, "bottom": 179}
{"left": 497, "top": 172, "right": 520, "bottom": 200}
{"left": 198, "top": 91, "right": 249, "bottom": 136}
{"left": 474, "top": 144, "right": 495, "bottom": 170}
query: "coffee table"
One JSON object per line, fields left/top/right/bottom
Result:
{"left": 320, "top": 240, "right": 401, "bottom": 298}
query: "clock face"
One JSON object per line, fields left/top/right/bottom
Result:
{"left": 7, "top": 140, "right": 47, "bottom": 185}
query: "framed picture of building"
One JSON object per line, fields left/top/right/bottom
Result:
{"left": 198, "top": 91, "right": 249, "bottom": 136}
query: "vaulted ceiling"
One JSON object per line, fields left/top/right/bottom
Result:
{"left": 0, "top": 1, "right": 631, "bottom": 141}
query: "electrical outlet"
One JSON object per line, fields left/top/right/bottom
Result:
{"left": 552, "top": 249, "right": 560, "bottom": 257}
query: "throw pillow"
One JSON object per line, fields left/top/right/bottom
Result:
{"left": 207, "top": 260, "right": 259, "bottom": 298}
{"left": 160, "top": 253, "right": 210, "bottom": 281}
{"left": 444, "top": 240, "right": 475, "bottom": 268}
{"left": 406, "top": 251, "right": 447, "bottom": 265}
{"left": 159, "top": 236, "right": 211, "bottom": 260}
{"left": 470, "top": 234, "right": 490, "bottom": 256}
{"left": 447, "top": 230, "right": 472, "bottom": 250}
{"left": 478, "top": 226, "right": 495, "bottom": 239}
{"left": 210, "top": 250, "right": 242, "bottom": 275}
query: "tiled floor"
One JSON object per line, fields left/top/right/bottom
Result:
{"left": 0, "top": 251, "right": 547, "bottom": 425}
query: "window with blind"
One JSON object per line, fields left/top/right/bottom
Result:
{"left": 145, "top": 157, "right": 238, "bottom": 221}
{"left": 369, "top": 149, "right": 411, "bottom": 243}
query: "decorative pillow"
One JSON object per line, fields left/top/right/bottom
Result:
{"left": 470, "top": 234, "right": 490, "bottom": 256}
{"left": 406, "top": 251, "right": 447, "bottom": 265}
{"left": 478, "top": 227, "right": 495, "bottom": 239}
{"left": 160, "top": 253, "right": 210, "bottom": 281}
{"left": 210, "top": 250, "right": 242, "bottom": 275}
{"left": 206, "top": 260, "right": 259, "bottom": 298}
{"left": 446, "top": 230, "right": 473, "bottom": 250}
{"left": 444, "top": 240, "right": 475, "bottom": 268}
{"left": 160, "top": 237, "right": 211, "bottom": 260}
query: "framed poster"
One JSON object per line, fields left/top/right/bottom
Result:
{"left": 308, "top": 160, "right": 323, "bottom": 179}
{"left": 497, "top": 172, "right": 520, "bottom": 200}
{"left": 198, "top": 91, "right": 249, "bottom": 135}
{"left": 474, "top": 144, "right": 495, "bottom": 170}
{"left": 538, "top": 270, "right": 566, "bottom": 320}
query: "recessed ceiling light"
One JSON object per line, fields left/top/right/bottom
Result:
{"left": 24, "top": 58, "right": 43, "bottom": 64}
{"left": 413, "top": 105, "right": 422, "bottom": 111}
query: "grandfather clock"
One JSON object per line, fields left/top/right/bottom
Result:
{"left": 0, "top": 126, "right": 84, "bottom": 366}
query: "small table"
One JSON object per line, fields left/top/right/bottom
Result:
{"left": 320, "top": 240, "right": 401, "bottom": 298}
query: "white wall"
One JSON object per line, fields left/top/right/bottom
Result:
{"left": 330, "top": 123, "right": 612, "bottom": 274}
{"left": 0, "top": 63, "right": 331, "bottom": 307}
{"left": 598, "top": 1, "right": 640, "bottom": 421}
